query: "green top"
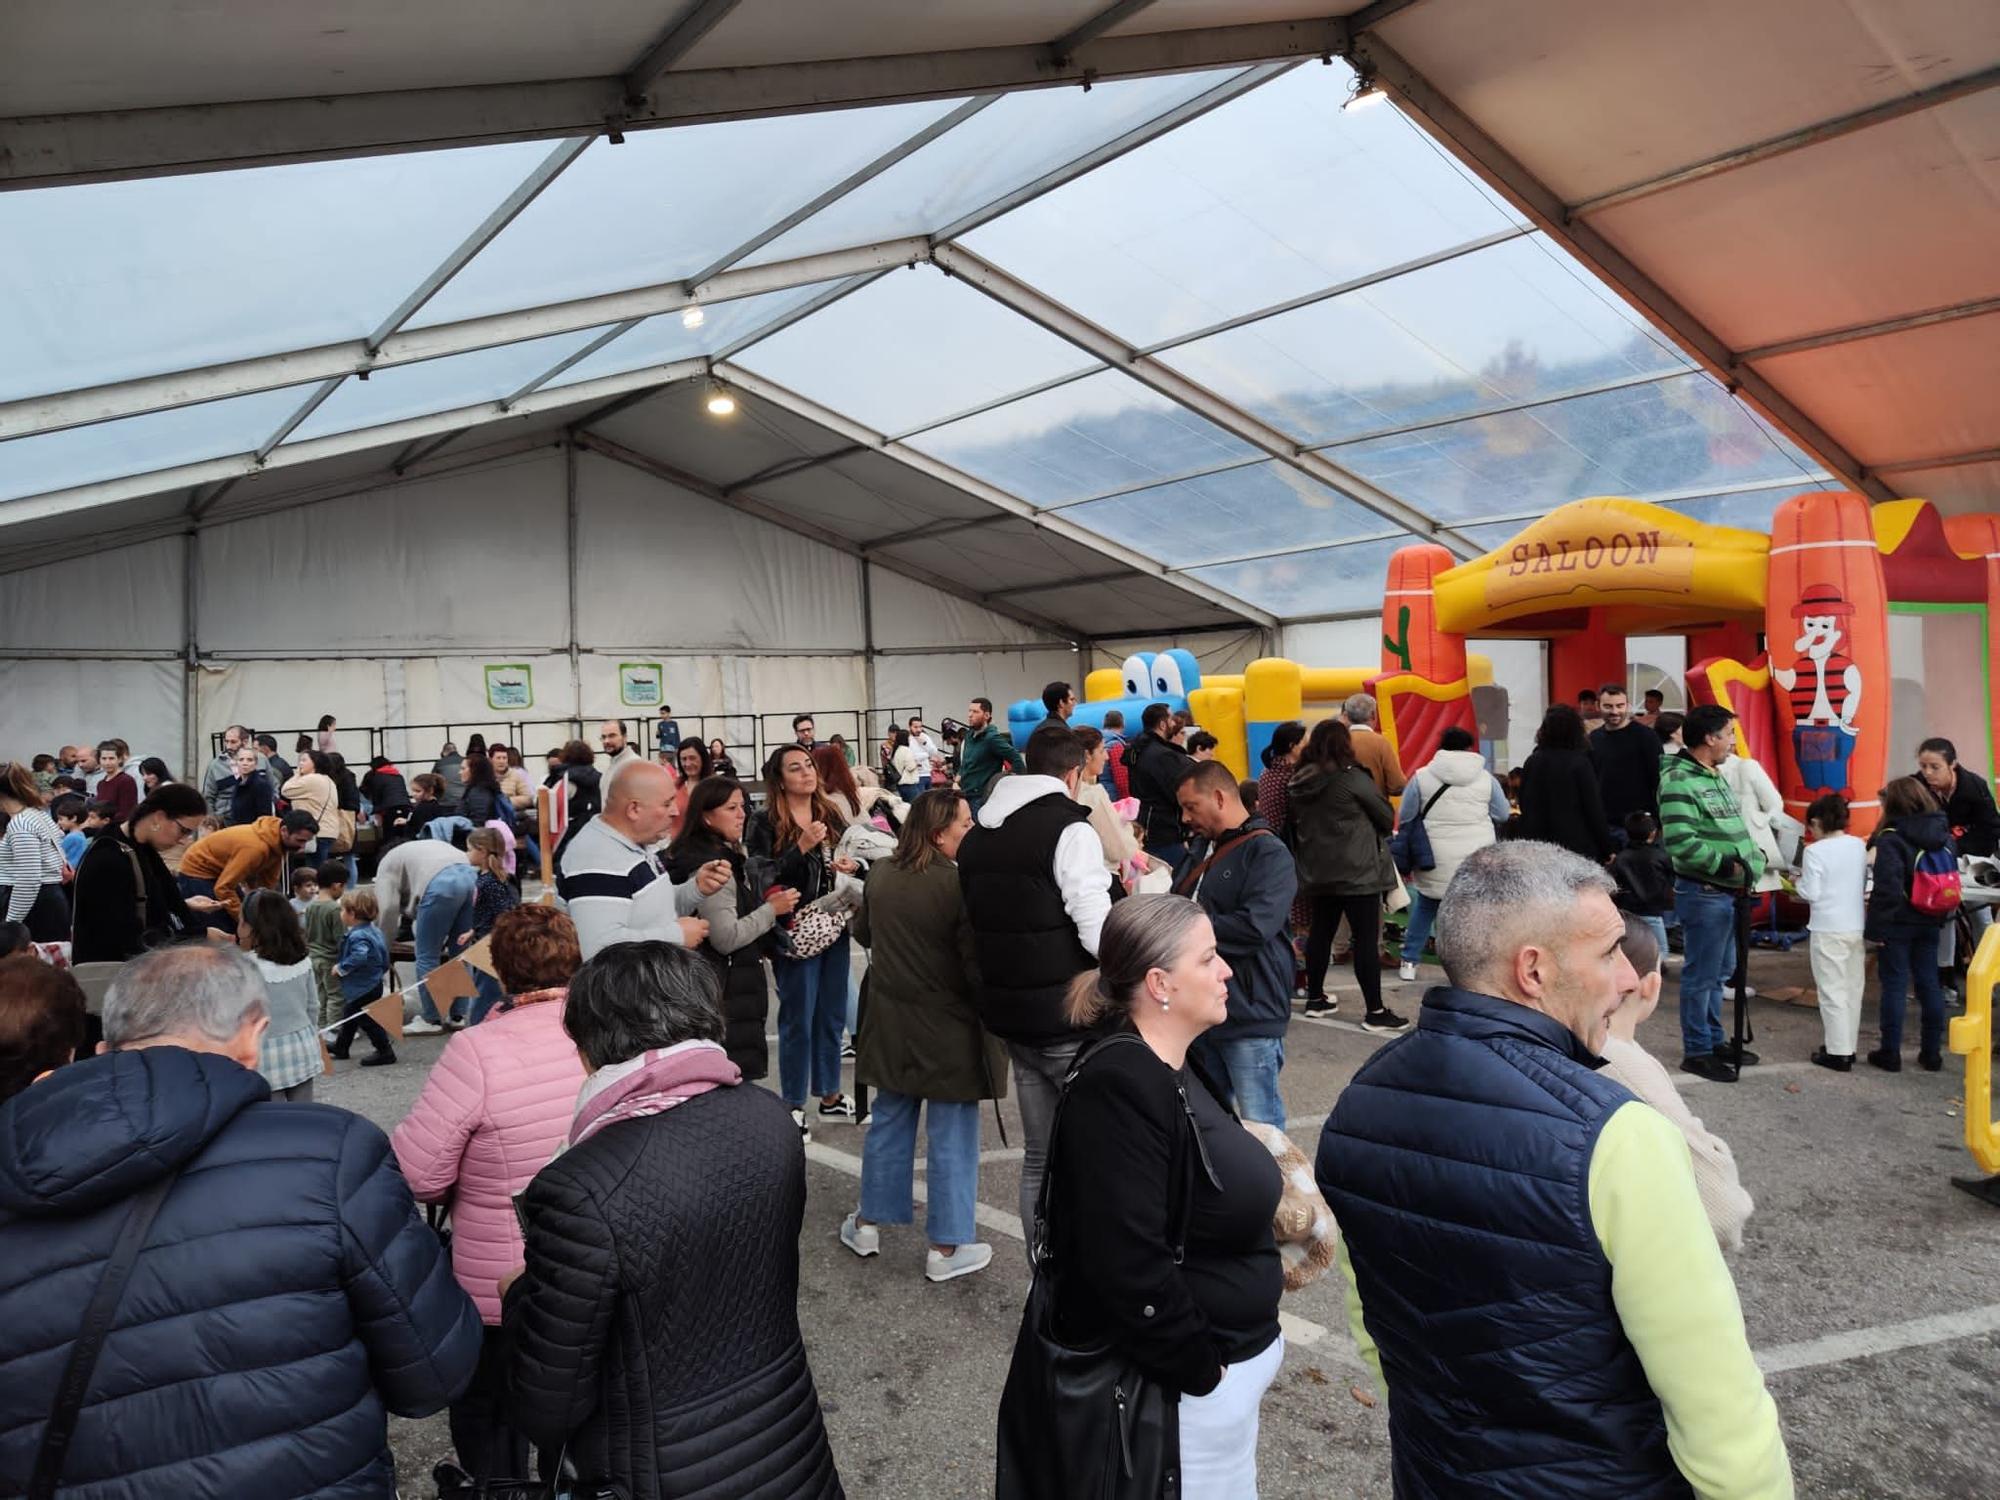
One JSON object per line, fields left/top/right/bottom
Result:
{"left": 1343, "top": 1101, "right": 1793, "bottom": 1499}
{"left": 957, "top": 724, "right": 1023, "bottom": 801}
{"left": 1658, "top": 752, "right": 1762, "bottom": 885}
{"left": 302, "top": 896, "right": 345, "bottom": 961}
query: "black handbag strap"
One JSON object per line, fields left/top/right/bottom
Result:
{"left": 31, "top": 1170, "right": 177, "bottom": 1500}
{"left": 1409, "top": 774, "right": 1451, "bottom": 824}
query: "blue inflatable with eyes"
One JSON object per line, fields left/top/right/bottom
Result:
{"left": 1006, "top": 649, "right": 1202, "bottom": 744}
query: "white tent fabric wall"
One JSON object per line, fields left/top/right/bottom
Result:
{"left": 0, "top": 536, "right": 185, "bottom": 650}
{"left": 871, "top": 648, "right": 1081, "bottom": 729}
{"left": 574, "top": 452, "right": 867, "bottom": 650}
{"left": 1281, "top": 618, "right": 1386, "bottom": 667}
{"left": 0, "top": 660, "right": 185, "bottom": 770}
{"left": 867, "top": 566, "right": 1063, "bottom": 652}
{"left": 198, "top": 451, "right": 566, "bottom": 653}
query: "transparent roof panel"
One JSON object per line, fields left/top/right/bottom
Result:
{"left": 746, "top": 69, "right": 1246, "bottom": 267}
{"left": 1328, "top": 373, "right": 1827, "bottom": 523}
{"left": 0, "top": 142, "right": 553, "bottom": 402}
{"left": 1157, "top": 235, "right": 1689, "bottom": 446}
{"left": 907, "top": 368, "right": 1258, "bottom": 506}
{"left": 410, "top": 100, "right": 963, "bottom": 329}
{"left": 730, "top": 267, "right": 1098, "bottom": 435}
{"left": 1060, "top": 460, "right": 1391, "bottom": 567}
{"left": 543, "top": 279, "right": 848, "bottom": 392}
{"left": 0, "top": 385, "right": 313, "bottom": 502}
{"left": 290, "top": 331, "right": 608, "bottom": 442}
{"left": 1667, "top": 481, "right": 1839, "bottom": 532}
{"left": 1186, "top": 535, "right": 1417, "bottom": 616}
{"left": 960, "top": 64, "right": 1526, "bottom": 346}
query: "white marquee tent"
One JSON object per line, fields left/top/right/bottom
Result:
{"left": 3, "top": 0, "right": 1993, "bottom": 769}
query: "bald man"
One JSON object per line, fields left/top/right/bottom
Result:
{"left": 556, "top": 759, "right": 727, "bottom": 958}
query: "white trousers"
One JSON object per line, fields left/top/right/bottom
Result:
{"left": 1180, "top": 1333, "right": 1285, "bottom": 1500}
{"left": 1810, "top": 930, "right": 1866, "bottom": 1055}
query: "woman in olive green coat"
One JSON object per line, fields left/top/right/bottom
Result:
{"left": 843, "top": 788, "right": 1010, "bottom": 1282}
{"left": 1288, "top": 718, "right": 1404, "bottom": 1032}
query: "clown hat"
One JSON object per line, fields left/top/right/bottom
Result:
{"left": 1791, "top": 583, "right": 1855, "bottom": 619}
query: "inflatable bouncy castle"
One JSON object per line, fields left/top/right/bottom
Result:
{"left": 1382, "top": 491, "right": 2000, "bottom": 836}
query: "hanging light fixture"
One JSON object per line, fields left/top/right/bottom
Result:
{"left": 705, "top": 384, "right": 737, "bottom": 417}
{"left": 681, "top": 303, "right": 706, "bottom": 330}
{"left": 1344, "top": 69, "right": 1387, "bottom": 111}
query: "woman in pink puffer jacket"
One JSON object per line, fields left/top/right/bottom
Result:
{"left": 391, "top": 905, "right": 586, "bottom": 1480}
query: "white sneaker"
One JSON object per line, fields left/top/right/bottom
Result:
{"left": 403, "top": 1018, "right": 443, "bottom": 1035}
{"left": 926, "top": 1242, "right": 993, "bottom": 1282}
{"left": 791, "top": 1108, "right": 812, "bottom": 1145}
{"left": 1398, "top": 961, "right": 1419, "bottom": 982}
{"left": 839, "top": 1213, "right": 879, "bottom": 1258}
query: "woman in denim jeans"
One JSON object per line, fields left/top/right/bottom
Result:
{"left": 747, "top": 745, "right": 860, "bottom": 1137}
{"left": 1865, "top": 775, "right": 1957, "bottom": 1072}
{"left": 840, "top": 789, "right": 1007, "bottom": 1283}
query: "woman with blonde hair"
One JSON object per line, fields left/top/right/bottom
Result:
{"left": 748, "top": 744, "right": 860, "bottom": 1135}
{"left": 841, "top": 788, "right": 1007, "bottom": 1282}
{"left": 997, "top": 893, "right": 1283, "bottom": 1500}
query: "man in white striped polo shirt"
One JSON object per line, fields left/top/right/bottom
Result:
{"left": 557, "top": 760, "right": 729, "bottom": 959}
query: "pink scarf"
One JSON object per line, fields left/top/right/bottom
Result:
{"left": 568, "top": 1040, "right": 741, "bottom": 1147}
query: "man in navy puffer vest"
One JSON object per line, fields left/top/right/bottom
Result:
{"left": 1318, "top": 841, "right": 1791, "bottom": 1498}
{"left": 0, "top": 943, "right": 481, "bottom": 1498}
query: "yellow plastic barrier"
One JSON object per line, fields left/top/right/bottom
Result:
{"left": 1949, "top": 921, "right": 2000, "bottom": 1176}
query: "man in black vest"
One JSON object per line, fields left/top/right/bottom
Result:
{"left": 957, "top": 722, "right": 1114, "bottom": 1235}
{"left": 1126, "top": 701, "right": 1194, "bottom": 870}
{"left": 1316, "top": 842, "right": 1789, "bottom": 1496}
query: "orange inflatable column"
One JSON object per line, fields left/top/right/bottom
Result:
{"left": 1550, "top": 615, "right": 1627, "bottom": 706}
{"left": 1377, "top": 545, "right": 1476, "bottom": 772}
{"left": 1765, "top": 493, "right": 1888, "bottom": 835}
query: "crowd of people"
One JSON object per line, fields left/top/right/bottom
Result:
{"left": 0, "top": 671, "right": 1982, "bottom": 1497}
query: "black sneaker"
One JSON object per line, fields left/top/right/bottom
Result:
{"left": 1866, "top": 1047, "right": 1902, "bottom": 1073}
{"left": 360, "top": 1047, "right": 397, "bottom": 1068}
{"left": 840, "top": 1040, "right": 856, "bottom": 1061}
{"left": 1360, "top": 1008, "right": 1408, "bottom": 1034}
{"left": 1809, "top": 1047, "right": 1853, "bottom": 1072}
{"left": 1918, "top": 1051, "right": 1943, "bottom": 1072}
{"left": 1715, "top": 1045, "right": 1760, "bottom": 1067}
{"left": 1301, "top": 996, "right": 1339, "bottom": 1018}
{"left": 818, "top": 1094, "right": 858, "bottom": 1122}
{"left": 1680, "top": 1053, "right": 1737, "bottom": 1082}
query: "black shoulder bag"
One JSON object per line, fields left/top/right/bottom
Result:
{"left": 995, "top": 1034, "right": 1209, "bottom": 1500}
{"left": 29, "top": 1171, "right": 178, "bottom": 1500}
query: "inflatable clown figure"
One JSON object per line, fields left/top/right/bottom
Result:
{"left": 1770, "top": 583, "right": 1863, "bottom": 799}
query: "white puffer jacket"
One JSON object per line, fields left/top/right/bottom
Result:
{"left": 1405, "top": 749, "right": 1502, "bottom": 899}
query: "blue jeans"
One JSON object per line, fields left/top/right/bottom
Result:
{"left": 899, "top": 781, "right": 925, "bottom": 804}
{"left": 1399, "top": 891, "right": 1441, "bottom": 964}
{"left": 413, "top": 864, "right": 478, "bottom": 1024}
{"left": 1191, "top": 1033, "right": 1286, "bottom": 1127}
{"left": 775, "top": 935, "right": 850, "bottom": 1107}
{"left": 1674, "top": 878, "right": 1735, "bottom": 1058}
{"left": 1636, "top": 914, "right": 1669, "bottom": 967}
{"left": 465, "top": 969, "right": 506, "bottom": 1025}
{"left": 1875, "top": 926, "right": 1945, "bottom": 1056}
{"left": 858, "top": 1090, "right": 981, "bottom": 1247}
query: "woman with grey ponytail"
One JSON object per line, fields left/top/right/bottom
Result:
{"left": 1001, "top": 895, "right": 1286, "bottom": 1499}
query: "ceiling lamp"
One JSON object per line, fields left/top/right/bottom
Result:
{"left": 1344, "top": 72, "right": 1387, "bottom": 111}
{"left": 681, "top": 304, "right": 706, "bottom": 330}
{"left": 705, "top": 386, "right": 737, "bottom": 417}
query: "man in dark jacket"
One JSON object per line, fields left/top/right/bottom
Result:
{"left": 1589, "top": 684, "right": 1664, "bottom": 839}
{"left": 956, "top": 695, "right": 1023, "bottom": 813}
{"left": 1317, "top": 841, "right": 1790, "bottom": 1498}
{"left": 1127, "top": 701, "right": 1194, "bottom": 868}
{"left": 1173, "top": 759, "right": 1297, "bottom": 1126}
{"left": 0, "top": 942, "right": 480, "bottom": 1498}
{"left": 958, "top": 722, "right": 1113, "bottom": 1235}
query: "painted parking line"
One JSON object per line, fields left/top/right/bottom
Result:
{"left": 804, "top": 1137, "right": 2000, "bottom": 1380}
{"left": 1756, "top": 1303, "right": 2000, "bottom": 1375}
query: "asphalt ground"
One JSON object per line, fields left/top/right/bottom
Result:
{"left": 333, "top": 939, "right": 2000, "bottom": 1499}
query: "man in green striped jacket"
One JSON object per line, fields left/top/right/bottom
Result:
{"left": 1659, "top": 703, "right": 1764, "bottom": 1082}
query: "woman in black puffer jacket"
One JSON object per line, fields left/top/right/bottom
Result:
{"left": 505, "top": 943, "right": 842, "bottom": 1499}
{"left": 666, "top": 776, "right": 800, "bottom": 1080}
